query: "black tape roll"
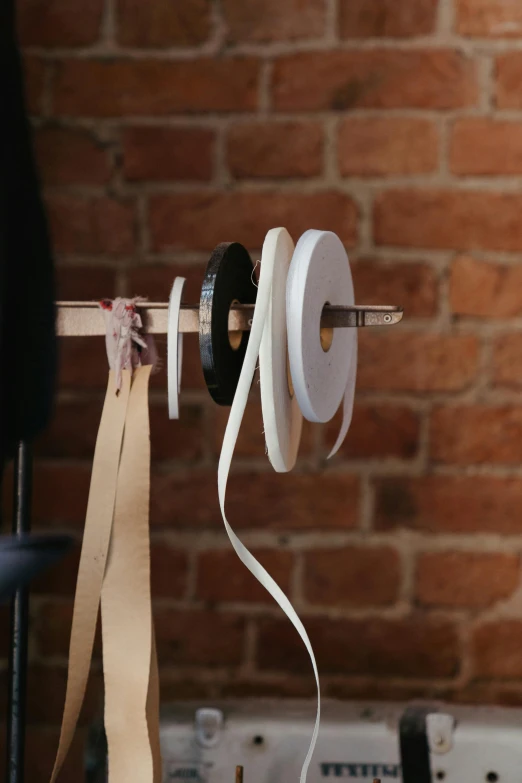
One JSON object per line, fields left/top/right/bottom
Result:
{"left": 199, "top": 242, "right": 258, "bottom": 405}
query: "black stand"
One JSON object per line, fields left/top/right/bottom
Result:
{"left": 6, "top": 441, "right": 32, "bottom": 783}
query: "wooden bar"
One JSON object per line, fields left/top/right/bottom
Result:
{"left": 56, "top": 302, "right": 403, "bottom": 337}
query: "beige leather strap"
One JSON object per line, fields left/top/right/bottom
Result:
{"left": 51, "top": 370, "right": 132, "bottom": 783}
{"left": 147, "top": 627, "right": 163, "bottom": 783}
{"left": 101, "top": 365, "right": 159, "bottom": 783}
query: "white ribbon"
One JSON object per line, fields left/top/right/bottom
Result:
{"left": 218, "top": 228, "right": 320, "bottom": 783}
{"left": 259, "top": 228, "right": 303, "bottom": 472}
{"left": 167, "top": 277, "right": 186, "bottom": 420}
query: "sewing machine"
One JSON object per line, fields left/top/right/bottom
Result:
{"left": 85, "top": 700, "right": 522, "bottom": 783}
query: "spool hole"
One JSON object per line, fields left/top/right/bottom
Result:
{"left": 228, "top": 299, "right": 242, "bottom": 350}
{"left": 320, "top": 302, "right": 334, "bottom": 353}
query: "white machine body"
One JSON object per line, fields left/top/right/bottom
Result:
{"left": 158, "top": 700, "right": 522, "bottom": 783}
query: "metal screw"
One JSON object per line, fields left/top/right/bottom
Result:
{"left": 383, "top": 314, "right": 392, "bottom": 323}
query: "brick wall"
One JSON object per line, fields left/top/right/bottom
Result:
{"left": 7, "top": 0, "right": 522, "bottom": 777}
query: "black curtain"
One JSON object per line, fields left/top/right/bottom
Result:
{"left": 0, "top": 0, "right": 57, "bottom": 463}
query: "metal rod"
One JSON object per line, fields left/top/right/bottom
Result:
{"left": 56, "top": 302, "right": 403, "bottom": 337}
{"left": 6, "top": 441, "right": 32, "bottom": 783}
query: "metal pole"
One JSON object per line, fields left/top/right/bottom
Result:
{"left": 6, "top": 440, "right": 32, "bottom": 783}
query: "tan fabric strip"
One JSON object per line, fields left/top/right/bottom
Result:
{"left": 101, "top": 365, "right": 159, "bottom": 783}
{"left": 147, "top": 625, "right": 163, "bottom": 783}
{"left": 51, "top": 369, "right": 132, "bottom": 783}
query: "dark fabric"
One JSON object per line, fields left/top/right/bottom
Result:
{"left": 0, "top": 0, "right": 57, "bottom": 460}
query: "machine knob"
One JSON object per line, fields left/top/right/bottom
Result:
{"left": 426, "top": 713, "right": 455, "bottom": 755}
{"left": 195, "top": 708, "right": 224, "bottom": 748}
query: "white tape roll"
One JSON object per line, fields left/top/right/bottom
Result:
{"left": 218, "top": 228, "right": 320, "bottom": 783}
{"left": 259, "top": 228, "right": 303, "bottom": 472}
{"left": 287, "top": 230, "right": 357, "bottom": 456}
{"left": 167, "top": 277, "right": 186, "bottom": 420}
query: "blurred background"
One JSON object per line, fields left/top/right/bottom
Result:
{"left": 5, "top": 0, "right": 522, "bottom": 779}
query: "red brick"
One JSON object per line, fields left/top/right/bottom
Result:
{"left": 450, "top": 119, "right": 522, "bottom": 175}
{"left": 159, "top": 675, "right": 216, "bottom": 701}
{"left": 357, "top": 332, "right": 478, "bottom": 392}
{"left": 55, "top": 266, "right": 117, "bottom": 300}
{"left": 375, "top": 189, "right": 522, "bottom": 252}
{"left": 220, "top": 678, "right": 316, "bottom": 699}
{"left": 36, "top": 601, "right": 100, "bottom": 658}
{"left": 32, "top": 463, "right": 90, "bottom": 529}
{"left": 273, "top": 50, "right": 477, "bottom": 111}
{"left": 123, "top": 127, "right": 215, "bottom": 182}
{"left": 374, "top": 475, "right": 522, "bottom": 534}
{"left": 304, "top": 546, "right": 401, "bottom": 606}
{"left": 34, "top": 127, "right": 111, "bottom": 186}
{"left": 39, "top": 396, "right": 203, "bottom": 466}
{"left": 227, "top": 121, "right": 323, "bottom": 179}
{"left": 450, "top": 255, "right": 522, "bottom": 317}
{"left": 473, "top": 622, "right": 522, "bottom": 678}
{"left": 223, "top": 0, "right": 325, "bottom": 42}
{"left": 116, "top": 0, "right": 212, "bottom": 46}
{"left": 149, "top": 191, "right": 357, "bottom": 252}
{"left": 18, "top": 0, "right": 103, "bottom": 47}
{"left": 127, "top": 263, "right": 206, "bottom": 302}
{"left": 416, "top": 551, "right": 520, "bottom": 608}
{"left": 154, "top": 609, "right": 245, "bottom": 666}
{"left": 23, "top": 57, "right": 46, "bottom": 115}
{"left": 257, "top": 616, "right": 459, "bottom": 677}
{"left": 58, "top": 337, "right": 109, "bottom": 390}
{"left": 32, "top": 545, "right": 80, "bottom": 596}
{"left": 35, "top": 399, "right": 103, "bottom": 459}
{"left": 326, "top": 404, "right": 421, "bottom": 460}
{"left": 213, "top": 401, "right": 314, "bottom": 459}
{"left": 457, "top": 0, "right": 522, "bottom": 37}
{"left": 150, "top": 402, "right": 204, "bottom": 462}
{"left": 450, "top": 683, "right": 522, "bottom": 707}
{"left": 340, "top": 0, "right": 438, "bottom": 38}
{"left": 493, "top": 334, "right": 522, "bottom": 389}
{"left": 431, "top": 406, "right": 522, "bottom": 464}
{"left": 25, "top": 727, "right": 86, "bottom": 783}
{"left": 196, "top": 549, "right": 293, "bottom": 603}
{"left": 46, "top": 195, "right": 135, "bottom": 256}
{"left": 149, "top": 332, "right": 207, "bottom": 393}
{"left": 213, "top": 399, "right": 262, "bottom": 458}
{"left": 326, "top": 680, "right": 454, "bottom": 702}
{"left": 27, "top": 665, "right": 102, "bottom": 725}
{"left": 150, "top": 470, "right": 360, "bottom": 530}
{"left": 150, "top": 542, "right": 188, "bottom": 598}
{"left": 352, "top": 260, "right": 438, "bottom": 317}
{"left": 338, "top": 118, "right": 438, "bottom": 176}
{"left": 497, "top": 53, "right": 522, "bottom": 108}
{"left": 53, "top": 59, "right": 260, "bottom": 117}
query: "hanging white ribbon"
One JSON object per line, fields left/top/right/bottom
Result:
{"left": 218, "top": 228, "right": 320, "bottom": 783}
